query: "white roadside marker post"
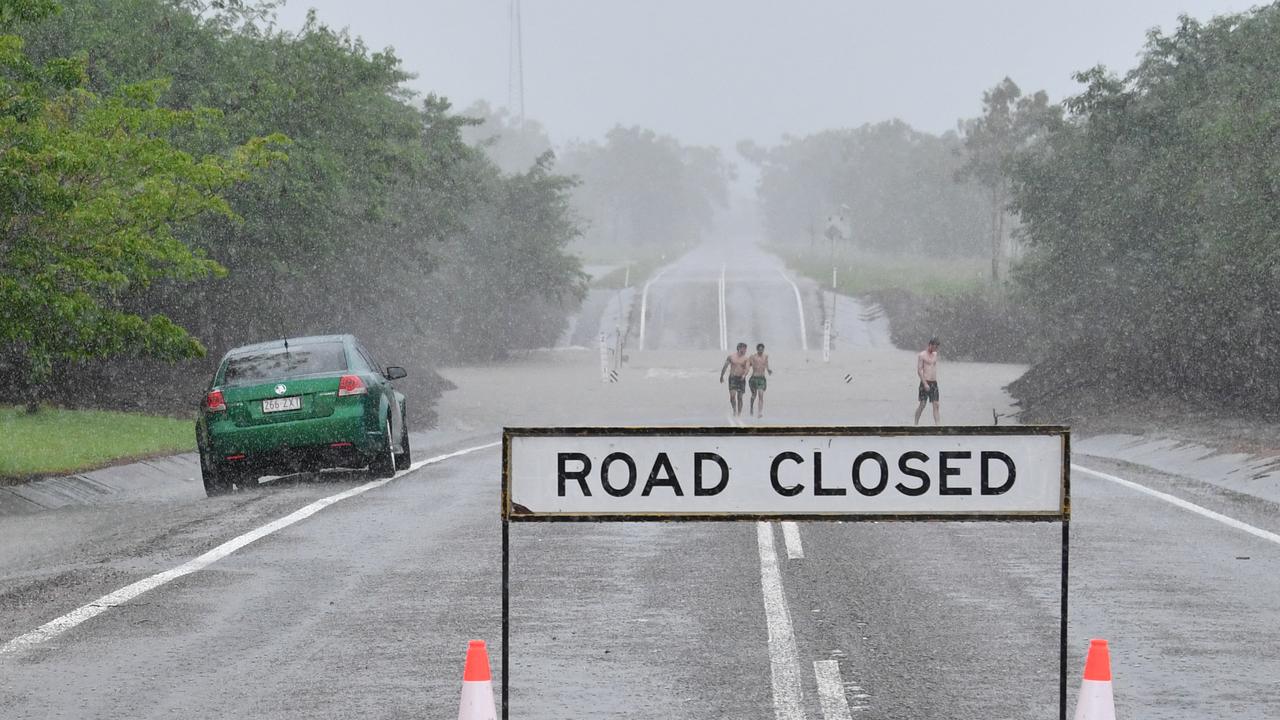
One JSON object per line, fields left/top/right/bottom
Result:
{"left": 599, "top": 332, "right": 609, "bottom": 383}
{"left": 823, "top": 320, "right": 831, "bottom": 363}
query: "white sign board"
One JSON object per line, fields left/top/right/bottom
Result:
{"left": 504, "top": 427, "right": 1068, "bottom": 520}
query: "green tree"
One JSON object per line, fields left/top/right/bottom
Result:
{"left": 459, "top": 100, "right": 554, "bottom": 174}
{"left": 0, "top": 0, "right": 283, "bottom": 410}
{"left": 743, "top": 121, "right": 989, "bottom": 257}
{"left": 1009, "top": 6, "right": 1280, "bottom": 415}
{"left": 2, "top": 0, "right": 588, "bottom": 419}
{"left": 414, "top": 151, "right": 587, "bottom": 361}
{"left": 562, "top": 126, "right": 732, "bottom": 255}
{"left": 957, "top": 78, "right": 1057, "bottom": 283}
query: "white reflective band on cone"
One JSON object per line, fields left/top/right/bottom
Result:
{"left": 1074, "top": 678, "right": 1116, "bottom": 720}
{"left": 458, "top": 681, "right": 496, "bottom": 720}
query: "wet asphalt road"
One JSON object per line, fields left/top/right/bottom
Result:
{"left": 2, "top": 244, "right": 1278, "bottom": 719}
{"left": 640, "top": 243, "right": 820, "bottom": 353}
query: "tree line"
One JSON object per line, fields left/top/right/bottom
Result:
{"left": 742, "top": 121, "right": 991, "bottom": 258}
{"left": 1008, "top": 5, "right": 1280, "bottom": 416}
{"left": 750, "top": 3, "right": 1280, "bottom": 416}
{"left": 462, "top": 103, "right": 734, "bottom": 258}
{"left": 744, "top": 91, "right": 1055, "bottom": 277}
{"left": 1, "top": 0, "right": 588, "bottom": 410}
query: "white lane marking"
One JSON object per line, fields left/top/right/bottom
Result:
{"left": 781, "top": 521, "right": 804, "bottom": 559}
{"left": 757, "top": 521, "right": 807, "bottom": 720}
{"left": 637, "top": 267, "right": 669, "bottom": 351}
{"left": 1073, "top": 464, "right": 1280, "bottom": 547}
{"left": 719, "top": 263, "right": 728, "bottom": 351}
{"left": 814, "top": 660, "right": 854, "bottom": 719}
{"left": 0, "top": 441, "right": 500, "bottom": 656}
{"left": 777, "top": 269, "right": 809, "bottom": 351}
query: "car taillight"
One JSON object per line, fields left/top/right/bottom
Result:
{"left": 205, "top": 389, "right": 226, "bottom": 412}
{"left": 337, "top": 374, "right": 367, "bottom": 397}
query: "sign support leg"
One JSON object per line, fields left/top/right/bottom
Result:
{"left": 1059, "top": 519, "right": 1069, "bottom": 720}
{"left": 502, "top": 517, "right": 510, "bottom": 720}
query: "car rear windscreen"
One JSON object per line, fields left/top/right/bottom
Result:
{"left": 221, "top": 343, "right": 349, "bottom": 386}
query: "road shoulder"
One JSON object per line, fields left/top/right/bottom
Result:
{"left": 1076, "top": 429, "right": 1280, "bottom": 507}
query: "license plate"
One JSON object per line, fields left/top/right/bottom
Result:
{"left": 262, "top": 396, "right": 302, "bottom": 413}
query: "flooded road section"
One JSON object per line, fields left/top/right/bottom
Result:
{"left": 2, "top": 245, "right": 1277, "bottom": 719}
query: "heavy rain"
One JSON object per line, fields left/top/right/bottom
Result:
{"left": 1, "top": 1, "right": 1278, "bottom": 718}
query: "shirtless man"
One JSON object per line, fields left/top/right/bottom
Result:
{"left": 748, "top": 343, "right": 772, "bottom": 418}
{"left": 720, "top": 342, "right": 751, "bottom": 416}
{"left": 913, "top": 337, "right": 941, "bottom": 425}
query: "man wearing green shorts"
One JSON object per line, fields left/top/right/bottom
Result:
{"left": 720, "top": 342, "right": 751, "bottom": 416}
{"left": 748, "top": 343, "right": 772, "bottom": 418}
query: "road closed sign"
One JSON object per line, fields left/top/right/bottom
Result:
{"left": 503, "top": 426, "right": 1068, "bottom": 521}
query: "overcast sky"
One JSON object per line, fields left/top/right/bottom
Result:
{"left": 272, "top": 0, "right": 1258, "bottom": 148}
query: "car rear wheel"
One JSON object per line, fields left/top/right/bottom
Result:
{"left": 370, "top": 416, "right": 396, "bottom": 479}
{"left": 201, "top": 454, "right": 233, "bottom": 497}
{"left": 395, "top": 421, "right": 411, "bottom": 471}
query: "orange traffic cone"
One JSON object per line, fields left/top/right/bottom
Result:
{"left": 457, "top": 640, "right": 497, "bottom": 720}
{"left": 1073, "top": 639, "right": 1116, "bottom": 720}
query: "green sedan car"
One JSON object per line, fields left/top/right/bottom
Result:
{"left": 196, "top": 335, "right": 410, "bottom": 496}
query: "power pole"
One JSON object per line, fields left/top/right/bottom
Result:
{"left": 508, "top": 0, "right": 525, "bottom": 126}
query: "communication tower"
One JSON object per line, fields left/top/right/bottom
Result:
{"left": 508, "top": 0, "right": 525, "bottom": 125}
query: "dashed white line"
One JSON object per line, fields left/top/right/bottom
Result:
{"left": 0, "top": 441, "right": 500, "bottom": 656}
{"left": 781, "top": 521, "right": 805, "bottom": 559}
{"left": 777, "top": 269, "right": 809, "bottom": 351}
{"left": 1073, "top": 463, "right": 1280, "bottom": 547}
{"left": 814, "top": 660, "right": 854, "bottom": 719}
{"left": 757, "top": 521, "right": 808, "bottom": 720}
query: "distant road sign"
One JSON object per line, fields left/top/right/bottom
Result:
{"left": 503, "top": 426, "right": 1068, "bottom": 521}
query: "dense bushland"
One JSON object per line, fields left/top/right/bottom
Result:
{"left": 1, "top": 0, "right": 586, "bottom": 415}
{"left": 1009, "top": 7, "right": 1280, "bottom": 418}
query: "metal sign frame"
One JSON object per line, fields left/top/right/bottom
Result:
{"left": 500, "top": 425, "right": 1071, "bottom": 720}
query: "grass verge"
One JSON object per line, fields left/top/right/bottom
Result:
{"left": 587, "top": 253, "right": 669, "bottom": 290}
{"left": 0, "top": 405, "right": 195, "bottom": 483}
{"left": 771, "top": 243, "right": 1030, "bottom": 363}
{"left": 772, "top": 244, "right": 989, "bottom": 297}
{"left": 583, "top": 245, "right": 675, "bottom": 288}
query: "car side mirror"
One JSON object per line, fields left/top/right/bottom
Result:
{"left": 385, "top": 366, "right": 407, "bottom": 380}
